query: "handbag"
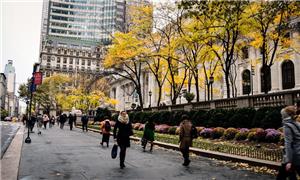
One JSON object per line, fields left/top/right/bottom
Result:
{"left": 111, "top": 144, "right": 118, "bottom": 159}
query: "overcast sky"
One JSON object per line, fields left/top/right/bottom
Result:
{"left": 1, "top": 0, "right": 43, "bottom": 91}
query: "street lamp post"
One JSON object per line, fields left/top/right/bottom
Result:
{"left": 25, "top": 63, "right": 41, "bottom": 144}
{"left": 148, "top": 91, "right": 152, "bottom": 108}
{"left": 209, "top": 76, "right": 214, "bottom": 100}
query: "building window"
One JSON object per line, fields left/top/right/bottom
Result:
{"left": 282, "top": 60, "right": 295, "bottom": 89}
{"left": 69, "top": 58, "right": 73, "bottom": 64}
{"left": 260, "top": 66, "right": 271, "bottom": 93}
{"left": 47, "top": 47, "right": 52, "bottom": 53}
{"left": 82, "top": 59, "right": 85, "bottom": 65}
{"left": 57, "top": 57, "right": 61, "bottom": 63}
{"left": 88, "top": 52, "right": 91, "bottom": 57}
{"left": 76, "top": 58, "right": 79, "bottom": 65}
{"left": 58, "top": 49, "right": 61, "bottom": 54}
{"left": 70, "top": 51, "right": 73, "bottom": 56}
{"left": 64, "top": 50, "right": 67, "bottom": 55}
{"left": 76, "top": 51, "right": 79, "bottom": 56}
{"left": 88, "top": 60, "right": 91, "bottom": 66}
{"left": 242, "top": 46, "right": 249, "bottom": 59}
{"left": 242, "top": 69, "right": 251, "bottom": 95}
{"left": 47, "top": 56, "right": 51, "bottom": 62}
{"left": 82, "top": 52, "right": 86, "bottom": 57}
{"left": 63, "top": 58, "right": 67, "bottom": 64}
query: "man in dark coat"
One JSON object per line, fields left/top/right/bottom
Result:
{"left": 81, "top": 114, "right": 88, "bottom": 132}
{"left": 68, "top": 113, "right": 74, "bottom": 130}
{"left": 113, "top": 111, "right": 133, "bottom": 169}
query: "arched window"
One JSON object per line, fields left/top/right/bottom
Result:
{"left": 261, "top": 66, "right": 271, "bottom": 93}
{"left": 242, "top": 69, "right": 251, "bottom": 95}
{"left": 282, "top": 60, "right": 295, "bottom": 89}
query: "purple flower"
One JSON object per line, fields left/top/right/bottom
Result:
{"left": 200, "top": 128, "right": 213, "bottom": 138}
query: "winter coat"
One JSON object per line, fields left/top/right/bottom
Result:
{"left": 37, "top": 115, "right": 43, "bottom": 128}
{"left": 68, "top": 114, "right": 74, "bottom": 124}
{"left": 143, "top": 122, "right": 155, "bottom": 141}
{"left": 113, "top": 115, "right": 133, "bottom": 148}
{"left": 179, "top": 120, "right": 193, "bottom": 150}
{"left": 283, "top": 117, "right": 300, "bottom": 166}
{"left": 101, "top": 120, "right": 111, "bottom": 135}
{"left": 81, "top": 115, "right": 88, "bottom": 124}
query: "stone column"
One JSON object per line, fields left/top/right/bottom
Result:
{"left": 271, "top": 62, "right": 280, "bottom": 92}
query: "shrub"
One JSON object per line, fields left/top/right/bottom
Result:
{"left": 228, "top": 108, "right": 256, "bottom": 128}
{"left": 191, "top": 110, "right": 208, "bottom": 126}
{"left": 211, "top": 127, "right": 225, "bottom": 139}
{"left": 235, "top": 128, "right": 249, "bottom": 141}
{"left": 234, "top": 128, "right": 250, "bottom": 141}
{"left": 155, "top": 124, "right": 170, "bottom": 133}
{"left": 265, "top": 129, "right": 281, "bottom": 143}
{"left": 255, "top": 128, "right": 267, "bottom": 142}
{"left": 183, "top": 92, "right": 195, "bottom": 103}
{"left": 247, "top": 132, "right": 256, "bottom": 141}
{"left": 199, "top": 128, "right": 213, "bottom": 138}
{"left": 168, "top": 126, "right": 177, "bottom": 135}
{"left": 224, "top": 128, "right": 239, "bottom": 140}
{"left": 95, "top": 108, "right": 112, "bottom": 121}
{"left": 196, "top": 127, "right": 205, "bottom": 134}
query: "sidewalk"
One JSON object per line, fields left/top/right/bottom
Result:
{"left": 18, "top": 125, "right": 274, "bottom": 180}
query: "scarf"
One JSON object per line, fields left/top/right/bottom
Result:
{"left": 118, "top": 114, "right": 129, "bottom": 124}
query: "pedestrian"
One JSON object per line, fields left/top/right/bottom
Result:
{"left": 59, "top": 113, "right": 66, "bottom": 129}
{"left": 81, "top": 113, "right": 88, "bottom": 132}
{"left": 179, "top": 114, "right": 193, "bottom": 166}
{"left": 100, "top": 117, "right": 111, "bottom": 147}
{"left": 113, "top": 111, "right": 133, "bottom": 169}
{"left": 276, "top": 106, "right": 300, "bottom": 180}
{"left": 142, "top": 118, "right": 155, "bottom": 152}
{"left": 50, "top": 115, "right": 55, "bottom": 128}
{"left": 68, "top": 113, "right": 74, "bottom": 131}
{"left": 36, "top": 114, "right": 43, "bottom": 135}
{"left": 29, "top": 114, "right": 36, "bottom": 133}
{"left": 43, "top": 114, "right": 49, "bottom": 129}
{"left": 57, "top": 115, "right": 60, "bottom": 126}
{"left": 73, "top": 113, "right": 77, "bottom": 126}
{"left": 22, "top": 114, "right": 27, "bottom": 125}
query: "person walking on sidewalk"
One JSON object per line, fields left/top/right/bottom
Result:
{"left": 100, "top": 117, "right": 111, "bottom": 147}
{"left": 29, "top": 114, "right": 37, "bottom": 133}
{"left": 179, "top": 114, "right": 193, "bottom": 166}
{"left": 59, "top": 113, "right": 67, "bottom": 129}
{"left": 68, "top": 113, "right": 74, "bottom": 131}
{"left": 49, "top": 115, "right": 55, "bottom": 128}
{"left": 276, "top": 106, "right": 300, "bottom": 180}
{"left": 113, "top": 111, "right": 133, "bottom": 169}
{"left": 81, "top": 113, "right": 88, "bottom": 132}
{"left": 142, "top": 119, "right": 155, "bottom": 152}
{"left": 43, "top": 114, "right": 49, "bottom": 129}
{"left": 36, "top": 114, "right": 43, "bottom": 135}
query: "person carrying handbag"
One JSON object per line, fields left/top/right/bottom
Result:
{"left": 277, "top": 106, "right": 300, "bottom": 180}
{"left": 113, "top": 111, "right": 133, "bottom": 169}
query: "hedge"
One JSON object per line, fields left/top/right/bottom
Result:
{"left": 120, "top": 107, "right": 283, "bottom": 129}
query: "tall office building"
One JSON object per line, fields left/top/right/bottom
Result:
{"left": 39, "top": 0, "right": 127, "bottom": 78}
{"left": 4, "top": 60, "right": 17, "bottom": 116}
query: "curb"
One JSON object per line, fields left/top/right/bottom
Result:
{"left": 1, "top": 124, "right": 25, "bottom": 180}
{"left": 80, "top": 126, "right": 281, "bottom": 170}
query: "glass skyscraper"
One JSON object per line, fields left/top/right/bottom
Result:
{"left": 41, "top": 0, "right": 126, "bottom": 44}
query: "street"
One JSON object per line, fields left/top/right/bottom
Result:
{"left": 18, "top": 125, "right": 274, "bottom": 180}
{"left": 0, "top": 121, "right": 20, "bottom": 158}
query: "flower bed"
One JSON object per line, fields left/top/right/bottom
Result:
{"left": 131, "top": 123, "right": 284, "bottom": 144}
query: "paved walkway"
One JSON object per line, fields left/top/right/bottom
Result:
{"left": 18, "top": 125, "right": 274, "bottom": 180}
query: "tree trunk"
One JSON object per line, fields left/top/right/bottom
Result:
{"left": 157, "top": 85, "right": 162, "bottom": 107}
{"left": 194, "top": 72, "right": 200, "bottom": 102}
{"left": 136, "top": 86, "right": 144, "bottom": 109}
{"left": 225, "top": 72, "right": 231, "bottom": 98}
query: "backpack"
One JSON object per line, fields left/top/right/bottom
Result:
{"left": 104, "top": 121, "right": 111, "bottom": 132}
{"left": 191, "top": 125, "right": 198, "bottom": 139}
